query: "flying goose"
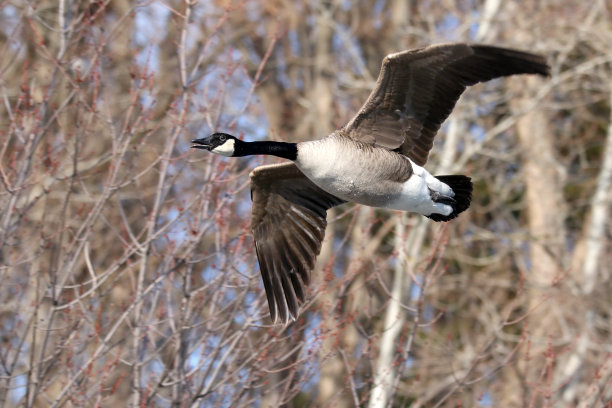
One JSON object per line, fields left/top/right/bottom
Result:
{"left": 192, "top": 43, "right": 549, "bottom": 323}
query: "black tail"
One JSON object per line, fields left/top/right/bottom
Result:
{"left": 426, "top": 175, "right": 473, "bottom": 222}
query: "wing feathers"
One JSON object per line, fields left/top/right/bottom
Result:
{"left": 250, "top": 163, "right": 344, "bottom": 323}
{"left": 343, "top": 43, "right": 549, "bottom": 165}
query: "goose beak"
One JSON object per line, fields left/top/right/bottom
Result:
{"left": 191, "top": 136, "right": 213, "bottom": 150}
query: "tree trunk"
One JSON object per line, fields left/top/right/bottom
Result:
{"left": 514, "top": 76, "right": 567, "bottom": 406}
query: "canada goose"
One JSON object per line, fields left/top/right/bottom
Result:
{"left": 192, "top": 43, "right": 549, "bottom": 323}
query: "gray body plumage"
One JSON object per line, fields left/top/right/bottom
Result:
{"left": 296, "top": 132, "right": 413, "bottom": 207}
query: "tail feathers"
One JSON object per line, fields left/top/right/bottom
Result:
{"left": 426, "top": 175, "right": 473, "bottom": 222}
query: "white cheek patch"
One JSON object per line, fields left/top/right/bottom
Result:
{"left": 211, "top": 139, "right": 235, "bottom": 157}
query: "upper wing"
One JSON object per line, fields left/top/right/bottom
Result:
{"left": 342, "top": 43, "right": 550, "bottom": 165}
{"left": 250, "top": 162, "right": 345, "bottom": 323}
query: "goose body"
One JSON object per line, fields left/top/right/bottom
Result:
{"left": 296, "top": 132, "right": 453, "bottom": 215}
{"left": 192, "top": 43, "right": 550, "bottom": 323}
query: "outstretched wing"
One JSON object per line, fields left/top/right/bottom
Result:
{"left": 343, "top": 43, "right": 550, "bottom": 165}
{"left": 250, "top": 162, "right": 345, "bottom": 323}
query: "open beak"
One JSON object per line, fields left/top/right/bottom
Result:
{"left": 191, "top": 136, "right": 213, "bottom": 150}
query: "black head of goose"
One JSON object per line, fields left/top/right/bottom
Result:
{"left": 192, "top": 43, "right": 550, "bottom": 324}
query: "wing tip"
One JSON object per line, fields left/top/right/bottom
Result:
{"left": 470, "top": 44, "right": 551, "bottom": 77}
{"left": 267, "top": 302, "right": 298, "bottom": 325}
{"left": 385, "top": 43, "right": 550, "bottom": 77}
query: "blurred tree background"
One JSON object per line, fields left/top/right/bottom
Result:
{"left": 0, "top": 0, "right": 611, "bottom": 407}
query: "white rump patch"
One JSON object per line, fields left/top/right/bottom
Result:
{"left": 385, "top": 160, "right": 454, "bottom": 216}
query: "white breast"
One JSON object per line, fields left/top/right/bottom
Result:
{"left": 296, "top": 138, "right": 360, "bottom": 197}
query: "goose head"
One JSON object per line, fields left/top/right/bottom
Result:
{"left": 192, "top": 132, "right": 238, "bottom": 157}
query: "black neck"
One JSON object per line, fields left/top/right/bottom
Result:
{"left": 234, "top": 140, "right": 298, "bottom": 161}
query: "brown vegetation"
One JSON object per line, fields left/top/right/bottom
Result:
{"left": 0, "top": 0, "right": 610, "bottom": 407}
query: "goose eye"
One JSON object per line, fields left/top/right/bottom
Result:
{"left": 219, "top": 135, "right": 226, "bottom": 142}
